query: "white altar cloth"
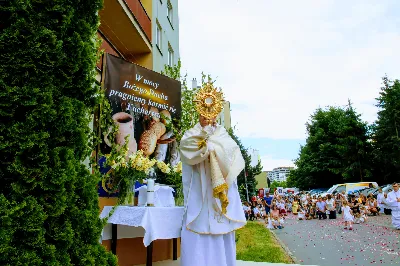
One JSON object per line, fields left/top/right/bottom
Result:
{"left": 101, "top": 206, "right": 184, "bottom": 247}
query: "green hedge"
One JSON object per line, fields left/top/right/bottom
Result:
{"left": 0, "top": 1, "right": 116, "bottom": 265}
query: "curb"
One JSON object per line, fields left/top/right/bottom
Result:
{"left": 269, "top": 229, "right": 300, "bottom": 265}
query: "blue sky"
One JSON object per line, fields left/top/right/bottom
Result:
{"left": 241, "top": 137, "right": 306, "bottom": 167}
{"left": 179, "top": 0, "right": 400, "bottom": 170}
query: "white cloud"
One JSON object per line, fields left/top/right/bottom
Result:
{"left": 179, "top": 0, "right": 400, "bottom": 163}
{"left": 260, "top": 155, "right": 295, "bottom": 172}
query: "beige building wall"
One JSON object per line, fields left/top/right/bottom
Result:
{"left": 217, "top": 101, "right": 231, "bottom": 130}
{"left": 152, "top": 0, "right": 180, "bottom": 73}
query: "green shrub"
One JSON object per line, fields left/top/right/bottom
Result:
{"left": 0, "top": 1, "right": 116, "bottom": 265}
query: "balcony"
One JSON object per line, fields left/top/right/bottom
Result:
{"left": 99, "top": 0, "right": 152, "bottom": 60}
{"left": 125, "top": 0, "right": 152, "bottom": 41}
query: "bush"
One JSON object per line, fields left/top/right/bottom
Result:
{"left": 0, "top": 1, "right": 116, "bottom": 265}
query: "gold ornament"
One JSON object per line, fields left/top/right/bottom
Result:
{"left": 194, "top": 82, "right": 225, "bottom": 120}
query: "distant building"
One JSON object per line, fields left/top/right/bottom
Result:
{"left": 248, "top": 148, "right": 260, "bottom": 167}
{"left": 267, "top": 167, "right": 294, "bottom": 182}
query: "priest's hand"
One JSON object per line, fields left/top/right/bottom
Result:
{"left": 203, "top": 125, "right": 216, "bottom": 136}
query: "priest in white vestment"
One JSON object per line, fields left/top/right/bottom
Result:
{"left": 179, "top": 84, "right": 246, "bottom": 266}
{"left": 376, "top": 187, "right": 385, "bottom": 214}
{"left": 383, "top": 183, "right": 400, "bottom": 229}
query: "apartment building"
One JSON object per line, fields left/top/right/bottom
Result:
{"left": 267, "top": 167, "right": 294, "bottom": 182}
{"left": 95, "top": 1, "right": 180, "bottom": 264}
{"left": 151, "top": 0, "right": 180, "bottom": 73}
{"left": 96, "top": 0, "right": 179, "bottom": 81}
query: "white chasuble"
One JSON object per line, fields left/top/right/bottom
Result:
{"left": 179, "top": 123, "right": 246, "bottom": 266}
{"left": 385, "top": 190, "right": 400, "bottom": 229}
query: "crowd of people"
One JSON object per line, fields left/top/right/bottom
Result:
{"left": 242, "top": 186, "right": 391, "bottom": 231}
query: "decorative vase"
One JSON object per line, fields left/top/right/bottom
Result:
{"left": 123, "top": 188, "right": 135, "bottom": 206}
{"left": 104, "top": 112, "right": 137, "bottom": 156}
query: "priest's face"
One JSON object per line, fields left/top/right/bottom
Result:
{"left": 199, "top": 115, "right": 216, "bottom": 127}
{"left": 393, "top": 183, "right": 399, "bottom": 192}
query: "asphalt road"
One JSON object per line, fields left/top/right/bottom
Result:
{"left": 273, "top": 214, "right": 400, "bottom": 266}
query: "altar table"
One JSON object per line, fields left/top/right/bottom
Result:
{"left": 101, "top": 206, "right": 185, "bottom": 266}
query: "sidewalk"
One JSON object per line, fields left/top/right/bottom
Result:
{"left": 139, "top": 259, "right": 315, "bottom": 266}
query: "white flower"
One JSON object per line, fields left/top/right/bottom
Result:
{"left": 135, "top": 158, "right": 143, "bottom": 167}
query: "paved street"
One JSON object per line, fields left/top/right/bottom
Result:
{"left": 274, "top": 214, "right": 400, "bottom": 266}
{"left": 138, "top": 260, "right": 311, "bottom": 266}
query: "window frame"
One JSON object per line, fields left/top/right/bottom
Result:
{"left": 156, "top": 21, "right": 162, "bottom": 53}
{"left": 167, "top": 1, "right": 174, "bottom": 29}
{"left": 167, "top": 44, "right": 174, "bottom": 67}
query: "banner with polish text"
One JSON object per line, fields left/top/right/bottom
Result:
{"left": 98, "top": 54, "right": 181, "bottom": 196}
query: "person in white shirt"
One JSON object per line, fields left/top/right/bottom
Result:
{"left": 376, "top": 187, "right": 385, "bottom": 214}
{"left": 325, "top": 194, "right": 336, "bottom": 219}
{"left": 383, "top": 183, "right": 400, "bottom": 229}
{"left": 242, "top": 202, "right": 250, "bottom": 220}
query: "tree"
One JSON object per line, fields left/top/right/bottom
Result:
{"left": 0, "top": 1, "right": 116, "bottom": 265}
{"left": 371, "top": 76, "right": 400, "bottom": 184}
{"left": 269, "top": 180, "right": 287, "bottom": 191}
{"left": 288, "top": 103, "right": 371, "bottom": 189}
{"left": 162, "top": 63, "right": 213, "bottom": 143}
{"left": 228, "top": 128, "right": 262, "bottom": 200}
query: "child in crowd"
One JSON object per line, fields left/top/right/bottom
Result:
{"left": 310, "top": 203, "right": 317, "bottom": 219}
{"left": 360, "top": 207, "right": 368, "bottom": 222}
{"left": 279, "top": 214, "right": 285, "bottom": 227}
{"left": 297, "top": 207, "right": 306, "bottom": 220}
{"left": 279, "top": 199, "right": 287, "bottom": 216}
{"left": 272, "top": 217, "right": 283, "bottom": 229}
{"left": 261, "top": 205, "right": 267, "bottom": 219}
{"left": 286, "top": 199, "right": 292, "bottom": 213}
{"left": 292, "top": 200, "right": 299, "bottom": 215}
{"left": 253, "top": 205, "right": 261, "bottom": 220}
{"left": 242, "top": 202, "right": 250, "bottom": 221}
{"left": 271, "top": 204, "right": 280, "bottom": 219}
{"left": 305, "top": 204, "right": 313, "bottom": 220}
{"left": 249, "top": 202, "right": 257, "bottom": 221}
{"left": 266, "top": 214, "right": 274, "bottom": 230}
{"left": 354, "top": 213, "right": 362, "bottom": 224}
{"left": 342, "top": 201, "right": 354, "bottom": 230}
{"left": 361, "top": 205, "right": 370, "bottom": 216}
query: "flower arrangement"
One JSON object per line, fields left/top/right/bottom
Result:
{"left": 98, "top": 135, "right": 183, "bottom": 206}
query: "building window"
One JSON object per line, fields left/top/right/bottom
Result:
{"left": 168, "top": 45, "right": 174, "bottom": 66}
{"left": 167, "top": 1, "right": 173, "bottom": 28}
{"left": 156, "top": 22, "right": 162, "bottom": 51}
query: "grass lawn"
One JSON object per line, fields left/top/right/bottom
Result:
{"left": 236, "top": 221, "right": 293, "bottom": 263}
